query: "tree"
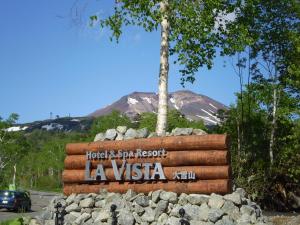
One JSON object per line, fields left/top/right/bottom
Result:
{"left": 0, "top": 114, "right": 19, "bottom": 173}
{"left": 138, "top": 110, "right": 206, "bottom": 132}
{"left": 91, "top": 0, "right": 250, "bottom": 135}
{"left": 90, "top": 110, "right": 133, "bottom": 135}
{"left": 235, "top": 0, "right": 300, "bottom": 164}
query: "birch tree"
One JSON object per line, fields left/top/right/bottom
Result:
{"left": 91, "top": 0, "right": 250, "bottom": 136}
{"left": 237, "top": 0, "right": 300, "bottom": 164}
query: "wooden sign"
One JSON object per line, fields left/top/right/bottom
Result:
{"left": 63, "top": 134, "right": 232, "bottom": 195}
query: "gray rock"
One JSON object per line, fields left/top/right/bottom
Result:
{"left": 208, "top": 208, "right": 224, "bottom": 223}
{"left": 116, "top": 126, "right": 127, "bottom": 134}
{"left": 119, "top": 209, "right": 135, "bottom": 225}
{"left": 94, "top": 209, "right": 110, "bottom": 222}
{"left": 105, "top": 193, "right": 122, "bottom": 204}
{"left": 224, "top": 192, "right": 242, "bottom": 205}
{"left": 237, "top": 214, "right": 251, "bottom": 224}
{"left": 124, "top": 189, "right": 137, "bottom": 201}
{"left": 95, "top": 199, "right": 105, "bottom": 208}
{"left": 198, "top": 203, "right": 210, "bottom": 221}
{"left": 132, "top": 201, "right": 145, "bottom": 215}
{"left": 221, "top": 200, "right": 240, "bottom": 221}
{"left": 87, "top": 193, "right": 97, "bottom": 198}
{"left": 81, "top": 208, "right": 92, "bottom": 214}
{"left": 166, "top": 216, "right": 180, "bottom": 225}
{"left": 94, "top": 132, "right": 105, "bottom": 142}
{"left": 135, "top": 195, "right": 150, "bottom": 207}
{"left": 215, "top": 215, "right": 235, "bottom": 225}
{"left": 65, "top": 203, "right": 80, "bottom": 213}
{"left": 84, "top": 218, "right": 94, "bottom": 225}
{"left": 141, "top": 207, "right": 155, "bottom": 222}
{"left": 190, "top": 221, "right": 214, "bottom": 225}
{"left": 74, "top": 194, "right": 87, "bottom": 204}
{"left": 235, "top": 188, "right": 247, "bottom": 198}
{"left": 137, "top": 128, "right": 149, "bottom": 138}
{"left": 66, "top": 193, "right": 76, "bottom": 205}
{"left": 192, "top": 129, "right": 207, "bottom": 135}
{"left": 157, "top": 213, "right": 168, "bottom": 225}
{"left": 133, "top": 212, "right": 142, "bottom": 224}
{"left": 240, "top": 205, "right": 255, "bottom": 216}
{"left": 70, "top": 211, "right": 81, "bottom": 217}
{"left": 80, "top": 197, "right": 94, "bottom": 208}
{"left": 115, "top": 133, "right": 124, "bottom": 140}
{"left": 151, "top": 190, "right": 161, "bottom": 203}
{"left": 44, "top": 220, "right": 54, "bottom": 225}
{"left": 160, "top": 191, "right": 177, "bottom": 203}
{"left": 105, "top": 129, "right": 117, "bottom": 140}
{"left": 155, "top": 200, "right": 168, "bottom": 219}
{"left": 148, "top": 132, "right": 157, "bottom": 138}
{"left": 63, "top": 213, "right": 78, "bottom": 225}
{"left": 74, "top": 212, "right": 91, "bottom": 225}
{"left": 171, "top": 128, "right": 193, "bottom": 136}
{"left": 178, "top": 193, "right": 189, "bottom": 206}
{"left": 39, "top": 209, "right": 53, "bottom": 220}
{"left": 208, "top": 193, "right": 225, "bottom": 209}
{"left": 124, "top": 128, "right": 138, "bottom": 140}
{"left": 187, "top": 194, "right": 209, "bottom": 205}
{"left": 184, "top": 204, "right": 203, "bottom": 221}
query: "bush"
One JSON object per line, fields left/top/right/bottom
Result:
{"left": 90, "top": 110, "right": 133, "bottom": 135}
{"left": 138, "top": 110, "right": 206, "bottom": 132}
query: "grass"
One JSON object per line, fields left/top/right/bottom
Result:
{"left": 0, "top": 218, "right": 23, "bottom": 225}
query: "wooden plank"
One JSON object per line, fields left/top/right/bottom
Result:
{"left": 66, "top": 134, "right": 229, "bottom": 155}
{"left": 63, "top": 179, "right": 232, "bottom": 195}
{"left": 64, "top": 150, "right": 229, "bottom": 169}
{"left": 62, "top": 166, "right": 231, "bottom": 183}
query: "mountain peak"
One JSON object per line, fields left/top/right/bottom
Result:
{"left": 89, "top": 90, "right": 227, "bottom": 125}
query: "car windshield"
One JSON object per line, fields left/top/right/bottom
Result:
{"left": 0, "top": 191, "right": 15, "bottom": 197}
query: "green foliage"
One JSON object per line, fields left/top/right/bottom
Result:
{"left": 91, "top": 0, "right": 251, "bottom": 84}
{"left": 0, "top": 218, "right": 23, "bottom": 225}
{"left": 138, "top": 110, "right": 206, "bottom": 132}
{"left": 90, "top": 110, "right": 133, "bottom": 135}
{"left": 138, "top": 112, "right": 157, "bottom": 132}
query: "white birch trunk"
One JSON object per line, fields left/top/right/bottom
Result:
{"left": 156, "top": 0, "right": 170, "bottom": 136}
{"left": 269, "top": 86, "right": 278, "bottom": 165}
{"left": 12, "top": 164, "right": 16, "bottom": 187}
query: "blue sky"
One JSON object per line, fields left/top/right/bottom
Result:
{"left": 0, "top": 0, "right": 241, "bottom": 123}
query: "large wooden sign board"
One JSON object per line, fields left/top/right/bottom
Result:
{"left": 63, "top": 134, "right": 232, "bottom": 195}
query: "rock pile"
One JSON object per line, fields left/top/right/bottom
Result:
{"left": 94, "top": 127, "right": 207, "bottom": 142}
{"left": 35, "top": 188, "right": 272, "bottom": 225}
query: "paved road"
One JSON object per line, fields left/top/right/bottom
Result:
{"left": 0, "top": 190, "right": 61, "bottom": 222}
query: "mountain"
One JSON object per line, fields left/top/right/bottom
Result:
{"left": 89, "top": 90, "right": 227, "bottom": 125}
{"left": 7, "top": 117, "right": 94, "bottom": 133}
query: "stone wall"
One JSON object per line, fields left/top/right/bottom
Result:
{"left": 35, "top": 188, "right": 272, "bottom": 225}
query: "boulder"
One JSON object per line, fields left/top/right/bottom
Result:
{"left": 171, "top": 128, "right": 193, "bottom": 136}
{"left": 94, "top": 132, "right": 105, "bottom": 142}
{"left": 124, "top": 128, "right": 138, "bottom": 140}
{"left": 105, "top": 129, "right": 117, "bottom": 140}
{"left": 116, "top": 126, "right": 127, "bottom": 134}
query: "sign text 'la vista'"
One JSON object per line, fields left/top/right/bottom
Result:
{"left": 84, "top": 148, "right": 196, "bottom": 182}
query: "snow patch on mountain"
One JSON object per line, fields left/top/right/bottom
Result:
{"left": 6, "top": 126, "right": 28, "bottom": 132}
{"left": 142, "top": 97, "right": 152, "bottom": 104}
{"left": 128, "top": 97, "right": 139, "bottom": 105}
{"left": 170, "top": 97, "right": 180, "bottom": 110}
{"left": 196, "top": 115, "right": 218, "bottom": 125}
{"left": 209, "top": 103, "right": 218, "bottom": 109}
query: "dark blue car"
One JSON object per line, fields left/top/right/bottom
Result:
{"left": 0, "top": 190, "right": 31, "bottom": 212}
